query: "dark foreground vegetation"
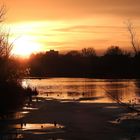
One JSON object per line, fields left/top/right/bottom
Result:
{"left": 0, "top": 6, "right": 38, "bottom": 117}
{"left": 0, "top": 53, "right": 38, "bottom": 117}
{"left": 0, "top": 54, "right": 38, "bottom": 116}
{"left": 28, "top": 47, "right": 140, "bottom": 78}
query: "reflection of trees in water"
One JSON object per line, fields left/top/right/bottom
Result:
{"left": 104, "top": 80, "right": 139, "bottom": 103}
{"left": 67, "top": 91, "right": 82, "bottom": 97}
{"left": 105, "top": 83, "right": 128, "bottom": 89}
{"left": 106, "top": 89, "right": 123, "bottom": 102}
{"left": 66, "top": 82, "right": 97, "bottom": 98}
{"left": 134, "top": 80, "right": 140, "bottom": 97}
{"left": 65, "top": 79, "right": 140, "bottom": 102}
{"left": 83, "top": 83, "right": 96, "bottom": 98}
{"left": 104, "top": 80, "right": 127, "bottom": 102}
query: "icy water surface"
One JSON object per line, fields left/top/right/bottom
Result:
{"left": 23, "top": 78, "right": 140, "bottom": 104}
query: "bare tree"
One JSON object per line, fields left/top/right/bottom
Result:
{"left": 0, "top": 32, "right": 13, "bottom": 58}
{"left": 126, "top": 20, "right": 139, "bottom": 55}
{"left": 81, "top": 48, "right": 96, "bottom": 57}
{"left": 0, "top": 5, "right": 15, "bottom": 81}
{"left": 0, "top": 5, "right": 13, "bottom": 59}
{"left": 0, "top": 5, "right": 6, "bottom": 22}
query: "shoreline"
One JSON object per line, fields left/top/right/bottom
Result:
{"left": 1, "top": 97, "right": 140, "bottom": 139}
{"left": 15, "top": 98, "right": 140, "bottom": 139}
{"left": 24, "top": 76, "right": 140, "bottom": 80}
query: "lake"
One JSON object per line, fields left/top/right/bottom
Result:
{"left": 1, "top": 78, "right": 140, "bottom": 140}
{"left": 23, "top": 78, "right": 140, "bottom": 104}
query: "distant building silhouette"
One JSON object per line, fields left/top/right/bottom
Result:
{"left": 46, "top": 50, "right": 59, "bottom": 57}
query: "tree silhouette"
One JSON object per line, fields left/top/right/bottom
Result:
{"left": 104, "top": 46, "right": 124, "bottom": 56}
{"left": 66, "top": 50, "right": 81, "bottom": 57}
{"left": 0, "top": 5, "right": 37, "bottom": 115}
{"left": 126, "top": 20, "right": 139, "bottom": 55}
{"left": 0, "top": 5, "right": 6, "bottom": 22}
{"left": 81, "top": 48, "right": 96, "bottom": 57}
{"left": 0, "top": 5, "right": 23, "bottom": 81}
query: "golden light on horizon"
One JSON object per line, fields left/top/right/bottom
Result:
{"left": 5, "top": 0, "right": 140, "bottom": 54}
{"left": 12, "top": 35, "right": 42, "bottom": 57}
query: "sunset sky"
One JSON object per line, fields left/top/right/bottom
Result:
{"left": 3, "top": 0, "right": 140, "bottom": 56}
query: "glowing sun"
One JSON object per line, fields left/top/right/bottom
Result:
{"left": 12, "top": 36, "right": 41, "bottom": 57}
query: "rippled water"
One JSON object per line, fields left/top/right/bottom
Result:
{"left": 23, "top": 78, "right": 140, "bottom": 104}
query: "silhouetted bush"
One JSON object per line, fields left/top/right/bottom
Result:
{"left": 0, "top": 81, "right": 25, "bottom": 115}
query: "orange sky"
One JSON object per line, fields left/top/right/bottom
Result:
{"left": 3, "top": 0, "right": 140, "bottom": 56}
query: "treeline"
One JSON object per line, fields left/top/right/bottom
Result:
{"left": 28, "top": 46, "right": 140, "bottom": 78}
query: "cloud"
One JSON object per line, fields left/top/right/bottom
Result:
{"left": 6, "top": 0, "right": 140, "bottom": 21}
{"left": 54, "top": 25, "right": 125, "bottom": 33}
{"left": 6, "top": 0, "right": 140, "bottom": 52}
